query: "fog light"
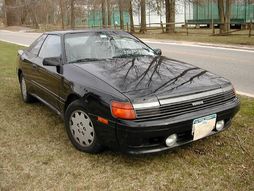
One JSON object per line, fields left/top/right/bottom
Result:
{"left": 216, "top": 120, "right": 225, "bottom": 131}
{"left": 165, "top": 134, "right": 177, "bottom": 147}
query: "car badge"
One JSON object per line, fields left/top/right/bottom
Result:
{"left": 192, "top": 101, "right": 204, "bottom": 106}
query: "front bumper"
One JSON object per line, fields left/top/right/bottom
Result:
{"left": 116, "top": 98, "right": 240, "bottom": 154}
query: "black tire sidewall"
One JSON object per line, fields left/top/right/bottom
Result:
{"left": 64, "top": 100, "right": 102, "bottom": 153}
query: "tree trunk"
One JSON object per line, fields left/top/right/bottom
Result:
{"left": 218, "top": 0, "right": 226, "bottom": 33}
{"left": 119, "top": 0, "right": 124, "bottom": 29}
{"left": 171, "top": 0, "right": 175, "bottom": 31}
{"left": 129, "top": 0, "right": 135, "bottom": 32}
{"left": 5, "top": 0, "right": 21, "bottom": 26}
{"left": 140, "top": 0, "right": 146, "bottom": 33}
{"left": 2, "top": 0, "right": 7, "bottom": 25}
{"left": 31, "top": 8, "right": 39, "bottom": 29}
{"left": 107, "top": 0, "right": 112, "bottom": 27}
{"left": 59, "top": 0, "right": 65, "bottom": 29}
{"left": 44, "top": 0, "right": 49, "bottom": 29}
{"left": 165, "top": 0, "right": 175, "bottom": 33}
{"left": 20, "top": 9, "right": 28, "bottom": 25}
{"left": 225, "top": 0, "right": 231, "bottom": 32}
{"left": 102, "top": 0, "right": 106, "bottom": 27}
{"left": 70, "top": 0, "right": 75, "bottom": 29}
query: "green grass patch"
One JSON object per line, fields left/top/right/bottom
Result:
{"left": 0, "top": 41, "right": 253, "bottom": 190}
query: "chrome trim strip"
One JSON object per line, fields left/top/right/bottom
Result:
{"left": 133, "top": 102, "right": 160, "bottom": 109}
{"left": 159, "top": 89, "right": 223, "bottom": 105}
{"left": 31, "top": 93, "right": 62, "bottom": 116}
{"left": 160, "top": 86, "right": 233, "bottom": 106}
{"left": 132, "top": 86, "right": 233, "bottom": 109}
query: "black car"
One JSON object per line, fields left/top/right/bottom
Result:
{"left": 17, "top": 30, "right": 240, "bottom": 154}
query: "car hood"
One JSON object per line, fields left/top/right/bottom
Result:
{"left": 74, "top": 56, "right": 230, "bottom": 101}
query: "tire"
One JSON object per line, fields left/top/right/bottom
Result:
{"left": 64, "top": 99, "right": 103, "bottom": 153}
{"left": 20, "top": 74, "right": 34, "bottom": 103}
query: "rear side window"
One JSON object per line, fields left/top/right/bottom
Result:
{"left": 28, "top": 35, "right": 47, "bottom": 56}
{"left": 39, "top": 35, "right": 61, "bottom": 58}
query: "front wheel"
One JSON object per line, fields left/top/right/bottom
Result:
{"left": 64, "top": 100, "right": 103, "bottom": 153}
{"left": 20, "top": 74, "right": 34, "bottom": 103}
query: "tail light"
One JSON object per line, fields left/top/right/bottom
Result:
{"left": 111, "top": 101, "right": 136, "bottom": 120}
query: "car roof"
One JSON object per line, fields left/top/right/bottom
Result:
{"left": 44, "top": 29, "right": 126, "bottom": 36}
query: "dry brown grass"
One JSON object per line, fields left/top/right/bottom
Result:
{"left": 135, "top": 28, "right": 254, "bottom": 46}
{"left": 0, "top": 41, "right": 253, "bottom": 191}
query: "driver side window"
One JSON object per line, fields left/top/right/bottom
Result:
{"left": 39, "top": 35, "right": 61, "bottom": 59}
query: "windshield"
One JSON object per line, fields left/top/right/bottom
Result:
{"left": 64, "top": 31, "right": 156, "bottom": 63}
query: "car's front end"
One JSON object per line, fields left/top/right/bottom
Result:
{"left": 114, "top": 85, "right": 240, "bottom": 154}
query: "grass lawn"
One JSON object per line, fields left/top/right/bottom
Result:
{"left": 135, "top": 28, "right": 254, "bottom": 46}
{"left": 0, "top": 41, "right": 253, "bottom": 191}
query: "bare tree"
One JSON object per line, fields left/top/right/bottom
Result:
{"left": 4, "top": 0, "right": 21, "bottom": 26}
{"left": 139, "top": 0, "right": 146, "bottom": 33}
{"left": 29, "top": 0, "right": 39, "bottom": 29}
{"left": 119, "top": 0, "right": 124, "bottom": 29}
{"left": 59, "top": 0, "right": 65, "bottom": 29}
{"left": 1, "top": 0, "right": 7, "bottom": 25}
{"left": 165, "top": 0, "right": 175, "bottom": 33}
{"left": 101, "top": 0, "right": 106, "bottom": 27}
{"left": 70, "top": 0, "right": 75, "bottom": 29}
{"left": 129, "top": 0, "right": 135, "bottom": 32}
{"left": 218, "top": 0, "right": 231, "bottom": 33}
{"left": 107, "top": 0, "right": 111, "bottom": 27}
{"left": 225, "top": 0, "right": 231, "bottom": 32}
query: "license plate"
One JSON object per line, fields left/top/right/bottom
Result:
{"left": 192, "top": 114, "right": 217, "bottom": 141}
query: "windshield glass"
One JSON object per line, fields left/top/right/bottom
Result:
{"left": 64, "top": 31, "right": 156, "bottom": 63}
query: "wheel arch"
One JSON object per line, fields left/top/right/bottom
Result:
{"left": 64, "top": 93, "right": 81, "bottom": 113}
{"left": 18, "top": 69, "right": 22, "bottom": 83}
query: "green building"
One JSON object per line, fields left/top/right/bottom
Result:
{"left": 87, "top": 10, "right": 129, "bottom": 27}
{"left": 187, "top": 1, "right": 254, "bottom": 25}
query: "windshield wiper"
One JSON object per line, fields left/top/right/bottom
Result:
{"left": 113, "top": 54, "right": 147, "bottom": 58}
{"left": 69, "top": 58, "right": 102, "bottom": 63}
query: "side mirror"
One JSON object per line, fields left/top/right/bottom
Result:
{"left": 154, "top": 49, "right": 162, "bottom": 56}
{"left": 43, "top": 57, "right": 61, "bottom": 67}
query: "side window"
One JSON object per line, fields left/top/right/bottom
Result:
{"left": 39, "top": 35, "right": 61, "bottom": 58}
{"left": 29, "top": 35, "right": 47, "bottom": 56}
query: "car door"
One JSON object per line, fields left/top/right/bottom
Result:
{"left": 20, "top": 34, "right": 47, "bottom": 94}
{"left": 34, "top": 35, "right": 63, "bottom": 112}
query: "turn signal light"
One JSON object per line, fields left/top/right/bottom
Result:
{"left": 98, "top": 117, "right": 109, "bottom": 125}
{"left": 111, "top": 101, "right": 136, "bottom": 120}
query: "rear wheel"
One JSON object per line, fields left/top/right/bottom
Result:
{"left": 20, "top": 74, "right": 34, "bottom": 103}
{"left": 64, "top": 100, "right": 103, "bottom": 153}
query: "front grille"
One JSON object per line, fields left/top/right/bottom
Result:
{"left": 135, "top": 89, "right": 236, "bottom": 121}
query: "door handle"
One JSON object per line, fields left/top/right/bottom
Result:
{"left": 32, "top": 64, "right": 37, "bottom": 69}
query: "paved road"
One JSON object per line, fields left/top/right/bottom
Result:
{"left": 0, "top": 30, "right": 253, "bottom": 96}
{"left": 147, "top": 41, "right": 254, "bottom": 97}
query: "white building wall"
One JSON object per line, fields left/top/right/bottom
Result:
{"left": 133, "top": 1, "right": 193, "bottom": 27}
